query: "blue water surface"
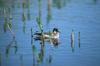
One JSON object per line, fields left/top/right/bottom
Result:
{"left": 0, "top": 0, "right": 100, "bottom": 66}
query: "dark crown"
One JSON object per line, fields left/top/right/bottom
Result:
{"left": 53, "top": 28, "right": 59, "bottom": 32}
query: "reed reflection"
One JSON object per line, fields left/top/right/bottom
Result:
{"left": 3, "top": 7, "right": 15, "bottom": 37}
{"left": 47, "top": 0, "right": 52, "bottom": 24}
{"left": 22, "top": 0, "right": 28, "bottom": 33}
{"left": 37, "top": 42, "right": 45, "bottom": 64}
{"left": 22, "top": 13, "right": 26, "bottom": 33}
{"left": 46, "top": 54, "right": 52, "bottom": 65}
{"left": 17, "top": 0, "right": 21, "bottom": 8}
{"left": 52, "top": 0, "right": 70, "bottom": 9}
{"left": 0, "top": 51, "right": 1, "bottom": 66}
{"left": 27, "top": 0, "right": 31, "bottom": 20}
{"left": 36, "top": 0, "right": 43, "bottom": 32}
{"left": 93, "top": 0, "right": 97, "bottom": 4}
{"left": 78, "top": 32, "right": 80, "bottom": 48}
{"left": 5, "top": 37, "right": 18, "bottom": 57}
{"left": 32, "top": 44, "right": 37, "bottom": 66}
{"left": 27, "top": 6, "right": 31, "bottom": 21}
{"left": 70, "top": 30, "right": 81, "bottom": 52}
{"left": 53, "top": 0, "right": 61, "bottom": 9}
{"left": 71, "top": 29, "right": 75, "bottom": 52}
{"left": 31, "top": 28, "right": 39, "bottom": 66}
{"left": 20, "top": 55, "right": 23, "bottom": 66}
{"left": 31, "top": 31, "right": 45, "bottom": 65}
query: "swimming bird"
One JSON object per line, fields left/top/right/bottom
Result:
{"left": 34, "top": 28, "right": 60, "bottom": 40}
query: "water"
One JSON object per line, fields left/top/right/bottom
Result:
{"left": 0, "top": 0, "right": 100, "bottom": 66}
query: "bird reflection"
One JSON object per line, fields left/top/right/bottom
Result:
{"left": 48, "top": 38, "right": 59, "bottom": 47}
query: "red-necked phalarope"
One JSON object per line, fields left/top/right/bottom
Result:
{"left": 34, "top": 28, "right": 60, "bottom": 40}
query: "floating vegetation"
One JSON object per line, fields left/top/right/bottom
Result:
{"left": 71, "top": 29, "right": 75, "bottom": 52}
{"left": 6, "top": 37, "right": 18, "bottom": 57}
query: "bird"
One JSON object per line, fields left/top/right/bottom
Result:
{"left": 33, "top": 28, "right": 60, "bottom": 40}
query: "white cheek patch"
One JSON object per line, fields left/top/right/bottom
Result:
{"left": 54, "top": 31, "right": 57, "bottom": 33}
